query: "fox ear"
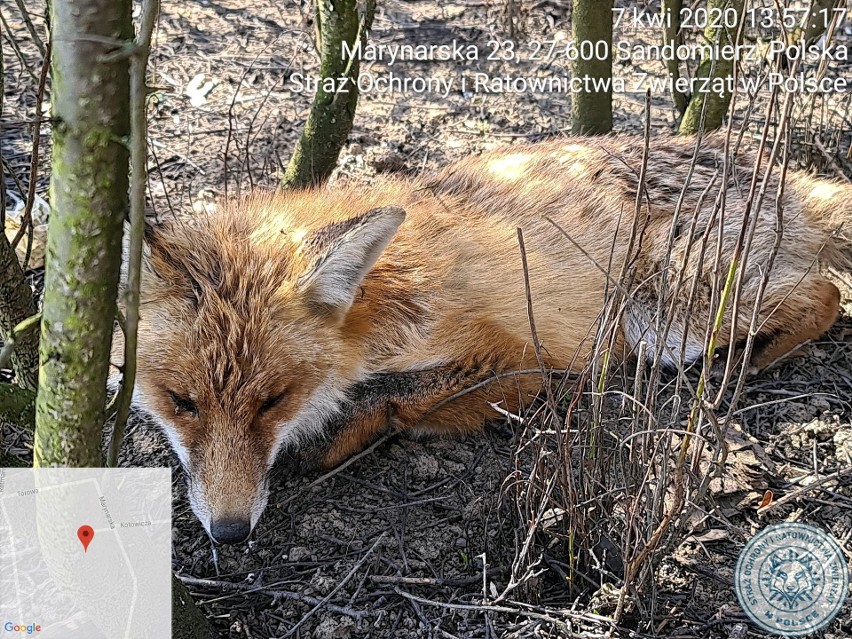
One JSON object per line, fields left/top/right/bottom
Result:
{"left": 296, "top": 206, "right": 406, "bottom": 316}
{"left": 136, "top": 221, "right": 193, "bottom": 294}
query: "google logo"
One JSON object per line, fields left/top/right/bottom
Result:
{"left": 2, "top": 622, "right": 41, "bottom": 634}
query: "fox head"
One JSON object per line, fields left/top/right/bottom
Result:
{"left": 119, "top": 199, "right": 405, "bottom": 544}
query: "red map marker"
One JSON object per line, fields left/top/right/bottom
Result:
{"left": 77, "top": 525, "right": 94, "bottom": 553}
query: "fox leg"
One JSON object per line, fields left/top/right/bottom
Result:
{"left": 304, "top": 363, "right": 539, "bottom": 469}
{"left": 747, "top": 278, "right": 840, "bottom": 373}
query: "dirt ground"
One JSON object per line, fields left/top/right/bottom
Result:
{"left": 3, "top": 0, "right": 852, "bottom": 637}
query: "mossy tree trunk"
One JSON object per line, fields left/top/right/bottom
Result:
{"left": 172, "top": 577, "right": 217, "bottom": 639}
{"left": 678, "top": 0, "right": 745, "bottom": 135}
{"left": 0, "top": 384, "right": 35, "bottom": 467}
{"left": 571, "top": 0, "right": 613, "bottom": 135}
{"left": 34, "top": 0, "right": 132, "bottom": 466}
{"left": 0, "top": 231, "right": 39, "bottom": 392}
{"left": 801, "top": 0, "right": 842, "bottom": 45}
{"left": 662, "top": 0, "right": 688, "bottom": 115}
{"left": 0, "top": 27, "right": 39, "bottom": 392}
{"left": 280, "top": 0, "right": 375, "bottom": 188}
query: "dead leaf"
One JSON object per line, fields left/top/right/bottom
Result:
{"left": 685, "top": 528, "right": 729, "bottom": 544}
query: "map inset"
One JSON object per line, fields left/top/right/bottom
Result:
{"left": 0, "top": 468, "right": 172, "bottom": 638}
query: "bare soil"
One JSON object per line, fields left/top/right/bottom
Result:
{"left": 2, "top": 0, "right": 852, "bottom": 637}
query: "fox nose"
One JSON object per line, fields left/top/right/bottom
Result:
{"left": 210, "top": 518, "right": 251, "bottom": 544}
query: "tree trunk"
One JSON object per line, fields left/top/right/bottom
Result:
{"left": 172, "top": 576, "right": 217, "bottom": 639}
{"left": 679, "top": 0, "right": 745, "bottom": 135}
{"left": 661, "top": 0, "right": 688, "bottom": 115}
{"left": 0, "top": 383, "right": 35, "bottom": 467}
{"left": 0, "top": 35, "right": 39, "bottom": 392}
{"left": 0, "top": 237, "right": 39, "bottom": 391}
{"left": 802, "top": 0, "right": 842, "bottom": 45}
{"left": 34, "top": 0, "right": 132, "bottom": 465}
{"left": 280, "top": 0, "right": 375, "bottom": 188}
{"left": 571, "top": 0, "right": 613, "bottom": 135}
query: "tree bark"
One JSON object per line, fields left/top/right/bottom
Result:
{"left": 0, "top": 383, "right": 35, "bottom": 467}
{"left": 571, "top": 0, "right": 613, "bottom": 135}
{"left": 35, "top": 0, "right": 132, "bottom": 466}
{"left": 0, "top": 237, "right": 39, "bottom": 391}
{"left": 0, "top": 36, "right": 39, "bottom": 392}
{"left": 661, "top": 0, "right": 688, "bottom": 115}
{"left": 802, "top": 0, "right": 842, "bottom": 45}
{"left": 679, "top": 0, "right": 745, "bottom": 135}
{"left": 280, "top": 0, "right": 375, "bottom": 188}
{"left": 172, "top": 576, "right": 217, "bottom": 639}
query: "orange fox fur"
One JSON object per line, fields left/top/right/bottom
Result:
{"left": 121, "top": 134, "right": 851, "bottom": 542}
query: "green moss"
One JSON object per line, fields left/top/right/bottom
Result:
{"left": 571, "top": 0, "right": 613, "bottom": 135}
{"left": 679, "top": 0, "right": 745, "bottom": 134}
{"left": 172, "top": 577, "right": 216, "bottom": 639}
{"left": 0, "top": 383, "right": 35, "bottom": 468}
{"left": 0, "top": 383, "right": 35, "bottom": 427}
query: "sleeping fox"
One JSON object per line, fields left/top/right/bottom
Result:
{"left": 121, "top": 134, "right": 851, "bottom": 544}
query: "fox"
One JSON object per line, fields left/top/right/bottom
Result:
{"left": 119, "top": 133, "right": 852, "bottom": 544}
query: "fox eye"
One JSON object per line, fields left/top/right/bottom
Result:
{"left": 259, "top": 392, "right": 286, "bottom": 414}
{"left": 169, "top": 391, "right": 198, "bottom": 418}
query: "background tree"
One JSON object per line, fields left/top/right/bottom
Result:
{"left": 0, "top": 383, "right": 34, "bottom": 467}
{"left": 0, "top": 41, "right": 39, "bottom": 394}
{"left": 800, "top": 0, "right": 842, "bottom": 45}
{"left": 678, "top": 0, "right": 745, "bottom": 135}
{"left": 0, "top": 239, "right": 39, "bottom": 392}
{"left": 571, "top": 0, "right": 613, "bottom": 135}
{"left": 281, "top": 0, "right": 376, "bottom": 188}
{"left": 661, "top": 0, "right": 688, "bottom": 115}
{"left": 0, "top": 6, "right": 41, "bottom": 466}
